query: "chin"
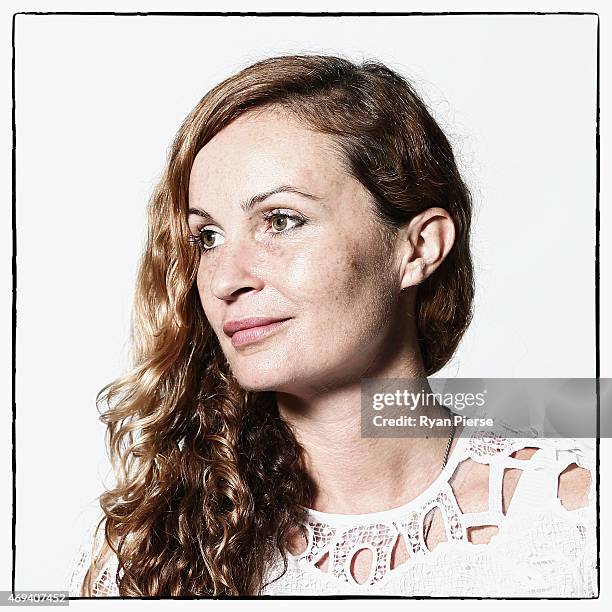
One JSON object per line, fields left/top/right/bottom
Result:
{"left": 231, "top": 363, "right": 293, "bottom": 393}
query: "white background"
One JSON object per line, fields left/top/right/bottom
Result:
{"left": 1, "top": 2, "right": 610, "bottom": 611}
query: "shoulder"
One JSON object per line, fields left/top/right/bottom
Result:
{"left": 532, "top": 437, "right": 595, "bottom": 510}
{"left": 461, "top": 426, "right": 595, "bottom": 511}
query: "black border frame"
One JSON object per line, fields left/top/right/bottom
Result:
{"left": 10, "top": 10, "right": 601, "bottom": 601}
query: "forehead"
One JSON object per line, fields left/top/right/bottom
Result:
{"left": 188, "top": 107, "right": 349, "bottom": 202}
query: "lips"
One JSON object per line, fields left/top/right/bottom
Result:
{"left": 223, "top": 317, "right": 290, "bottom": 336}
{"left": 223, "top": 317, "right": 292, "bottom": 348}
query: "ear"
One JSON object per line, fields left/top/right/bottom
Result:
{"left": 398, "top": 207, "right": 456, "bottom": 290}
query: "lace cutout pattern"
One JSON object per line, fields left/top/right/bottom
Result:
{"left": 326, "top": 523, "right": 397, "bottom": 585}
{"left": 293, "top": 485, "right": 469, "bottom": 586}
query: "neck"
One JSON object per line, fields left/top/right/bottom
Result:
{"left": 276, "top": 329, "right": 459, "bottom": 515}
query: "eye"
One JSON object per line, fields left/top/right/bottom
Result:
{"left": 263, "top": 210, "right": 307, "bottom": 234}
{"left": 188, "top": 227, "right": 224, "bottom": 253}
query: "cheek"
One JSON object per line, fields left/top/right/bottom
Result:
{"left": 275, "top": 243, "right": 348, "bottom": 304}
{"left": 288, "top": 238, "right": 394, "bottom": 317}
{"left": 347, "top": 238, "right": 395, "bottom": 323}
{"left": 195, "top": 262, "right": 216, "bottom": 317}
{"left": 195, "top": 263, "right": 206, "bottom": 298}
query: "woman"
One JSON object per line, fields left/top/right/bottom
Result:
{"left": 67, "top": 55, "right": 596, "bottom": 597}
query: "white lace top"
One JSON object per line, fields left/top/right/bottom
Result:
{"left": 67, "top": 426, "right": 597, "bottom": 597}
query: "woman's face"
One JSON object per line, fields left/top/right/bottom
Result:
{"left": 188, "top": 107, "right": 401, "bottom": 396}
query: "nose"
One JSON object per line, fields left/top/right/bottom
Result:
{"left": 209, "top": 238, "right": 265, "bottom": 301}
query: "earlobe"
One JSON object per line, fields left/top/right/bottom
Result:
{"left": 399, "top": 256, "right": 427, "bottom": 290}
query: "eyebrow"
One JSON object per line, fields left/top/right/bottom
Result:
{"left": 188, "top": 185, "right": 322, "bottom": 222}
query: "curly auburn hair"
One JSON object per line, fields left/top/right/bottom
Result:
{"left": 82, "top": 54, "right": 474, "bottom": 596}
